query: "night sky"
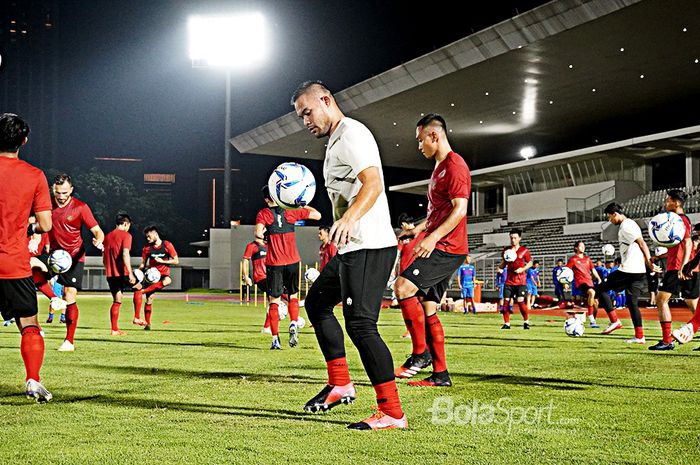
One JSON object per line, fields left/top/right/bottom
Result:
{"left": 5, "top": 0, "right": 549, "bottom": 240}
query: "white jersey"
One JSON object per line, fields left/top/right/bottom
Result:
{"left": 618, "top": 218, "right": 645, "bottom": 274}
{"left": 323, "top": 117, "right": 397, "bottom": 255}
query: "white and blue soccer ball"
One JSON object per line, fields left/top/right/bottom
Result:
{"left": 503, "top": 249, "right": 517, "bottom": 263}
{"left": 297, "top": 316, "right": 306, "bottom": 329}
{"left": 564, "top": 317, "right": 585, "bottom": 337}
{"left": 144, "top": 267, "right": 161, "bottom": 284}
{"left": 133, "top": 269, "right": 145, "bottom": 284}
{"left": 278, "top": 301, "right": 288, "bottom": 320}
{"left": 268, "top": 162, "right": 316, "bottom": 209}
{"left": 556, "top": 266, "right": 574, "bottom": 284}
{"left": 305, "top": 267, "right": 320, "bottom": 283}
{"left": 601, "top": 244, "right": 615, "bottom": 256}
{"left": 48, "top": 249, "right": 72, "bottom": 274}
{"left": 648, "top": 212, "right": 685, "bottom": 247}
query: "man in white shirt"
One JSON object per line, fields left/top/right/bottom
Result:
{"left": 596, "top": 203, "right": 659, "bottom": 343}
{"left": 292, "top": 81, "right": 406, "bottom": 430}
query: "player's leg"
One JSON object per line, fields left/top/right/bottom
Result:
{"left": 653, "top": 272, "right": 676, "bottom": 349}
{"left": 342, "top": 247, "right": 406, "bottom": 430}
{"left": 595, "top": 271, "right": 624, "bottom": 334}
{"left": 1, "top": 278, "right": 51, "bottom": 402}
{"left": 264, "top": 267, "right": 284, "bottom": 349}
{"left": 133, "top": 279, "right": 146, "bottom": 326}
{"left": 394, "top": 274, "right": 430, "bottom": 378}
{"left": 283, "top": 264, "right": 301, "bottom": 348}
{"left": 586, "top": 287, "right": 599, "bottom": 328}
{"left": 303, "top": 256, "right": 355, "bottom": 412}
{"left": 515, "top": 287, "right": 529, "bottom": 329}
{"left": 408, "top": 288, "right": 452, "bottom": 388}
{"left": 501, "top": 287, "right": 513, "bottom": 328}
{"left": 142, "top": 275, "right": 170, "bottom": 331}
{"left": 107, "top": 277, "right": 126, "bottom": 336}
{"left": 622, "top": 274, "right": 645, "bottom": 344}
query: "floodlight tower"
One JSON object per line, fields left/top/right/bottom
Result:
{"left": 188, "top": 13, "right": 268, "bottom": 225}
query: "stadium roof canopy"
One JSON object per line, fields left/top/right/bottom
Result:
{"left": 231, "top": 0, "right": 700, "bottom": 174}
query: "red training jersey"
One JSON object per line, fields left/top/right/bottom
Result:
{"left": 566, "top": 254, "right": 595, "bottom": 288}
{"left": 29, "top": 233, "right": 50, "bottom": 257}
{"left": 319, "top": 241, "right": 338, "bottom": 271}
{"left": 103, "top": 228, "right": 133, "bottom": 278}
{"left": 142, "top": 240, "right": 177, "bottom": 276}
{"left": 666, "top": 214, "right": 692, "bottom": 271}
{"left": 0, "top": 157, "right": 52, "bottom": 279}
{"left": 255, "top": 207, "right": 310, "bottom": 266}
{"left": 425, "top": 151, "right": 471, "bottom": 255}
{"left": 49, "top": 197, "right": 98, "bottom": 263}
{"left": 503, "top": 246, "right": 532, "bottom": 286}
{"left": 398, "top": 232, "right": 425, "bottom": 274}
{"left": 243, "top": 241, "right": 267, "bottom": 283}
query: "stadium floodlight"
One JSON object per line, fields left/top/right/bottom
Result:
{"left": 188, "top": 14, "right": 268, "bottom": 68}
{"left": 188, "top": 13, "right": 269, "bottom": 225}
{"left": 520, "top": 146, "right": 536, "bottom": 160}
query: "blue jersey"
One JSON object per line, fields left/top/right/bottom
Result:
{"left": 495, "top": 268, "right": 507, "bottom": 287}
{"left": 526, "top": 267, "right": 540, "bottom": 287}
{"left": 595, "top": 266, "right": 607, "bottom": 283}
{"left": 552, "top": 266, "right": 564, "bottom": 290}
{"left": 458, "top": 264, "right": 476, "bottom": 288}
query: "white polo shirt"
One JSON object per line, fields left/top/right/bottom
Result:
{"left": 618, "top": 218, "right": 646, "bottom": 274}
{"left": 323, "top": 117, "right": 397, "bottom": 255}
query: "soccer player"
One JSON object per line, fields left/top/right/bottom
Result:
{"left": 458, "top": 256, "right": 476, "bottom": 314}
{"left": 50, "top": 173, "right": 105, "bottom": 352}
{"left": 133, "top": 226, "right": 178, "bottom": 331}
{"left": 673, "top": 225, "right": 700, "bottom": 347}
{"left": 526, "top": 260, "right": 541, "bottom": 309}
{"left": 496, "top": 267, "right": 511, "bottom": 315}
{"left": 318, "top": 225, "right": 338, "bottom": 272}
{"left": 393, "top": 113, "right": 470, "bottom": 388}
{"left": 102, "top": 214, "right": 138, "bottom": 336}
{"left": 256, "top": 186, "right": 321, "bottom": 349}
{"left": 596, "top": 203, "right": 658, "bottom": 343}
{"left": 293, "top": 81, "right": 406, "bottom": 429}
{"left": 242, "top": 234, "right": 270, "bottom": 333}
{"left": 27, "top": 214, "right": 67, "bottom": 321}
{"left": 497, "top": 229, "right": 533, "bottom": 329}
{"left": 646, "top": 189, "right": 697, "bottom": 350}
{"left": 552, "top": 259, "right": 565, "bottom": 304}
{"left": 0, "top": 113, "right": 53, "bottom": 402}
{"left": 565, "top": 241, "right": 602, "bottom": 328}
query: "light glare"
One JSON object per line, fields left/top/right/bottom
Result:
{"left": 188, "top": 14, "right": 268, "bottom": 68}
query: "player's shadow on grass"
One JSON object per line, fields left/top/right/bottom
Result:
{"left": 78, "top": 394, "right": 350, "bottom": 425}
{"left": 80, "top": 364, "right": 328, "bottom": 385}
{"left": 73, "top": 337, "right": 261, "bottom": 351}
{"left": 452, "top": 372, "right": 700, "bottom": 392}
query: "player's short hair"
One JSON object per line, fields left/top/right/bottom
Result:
{"left": 533, "top": 260, "right": 540, "bottom": 265}
{"left": 416, "top": 113, "right": 447, "bottom": 132}
{"left": 319, "top": 225, "right": 330, "bottom": 233}
{"left": 397, "top": 212, "right": 414, "bottom": 226}
{"left": 0, "top": 113, "right": 30, "bottom": 152}
{"left": 291, "top": 80, "right": 332, "bottom": 105}
{"left": 115, "top": 213, "right": 131, "bottom": 226}
{"left": 261, "top": 185, "right": 272, "bottom": 201}
{"left": 603, "top": 202, "right": 623, "bottom": 215}
{"left": 509, "top": 229, "right": 522, "bottom": 237}
{"left": 143, "top": 225, "right": 160, "bottom": 236}
{"left": 53, "top": 173, "right": 73, "bottom": 186}
{"left": 557, "top": 258, "right": 564, "bottom": 264}
{"left": 573, "top": 240, "right": 584, "bottom": 250}
{"left": 695, "top": 222, "right": 700, "bottom": 232}
{"left": 667, "top": 189, "right": 687, "bottom": 205}
{"left": 614, "top": 257, "right": 621, "bottom": 265}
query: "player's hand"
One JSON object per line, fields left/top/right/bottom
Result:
{"left": 413, "top": 234, "right": 438, "bottom": 259}
{"left": 496, "top": 268, "right": 504, "bottom": 274}
{"left": 330, "top": 216, "right": 357, "bottom": 247}
{"left": 245, "top": 276, "right": 253, "bottom": 286}
{"left": 679, "top": 269, "right": 690, "bottom": 281}
{"left": 93, "top": 238, "right": 104, "bottom": 251}
{"left": 154, "top": 257, "right": 164, "bottom": 264}
{"left": 515, "top": 267, "right": 525, "bottom": 274}
{"left": 648, "top": 262, "right": 662, "bottom": 273}
{"left": 28, "top": 237, "right": 41, "bottom": 255}
{"left": 128, "top": 273, "right": 136, "bottom": 285}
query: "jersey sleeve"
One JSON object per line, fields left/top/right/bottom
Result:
{"left": 289, "top": 208, "right": 311, "bottom": 222}
{"left": 524, "top": 249, "right": 532, "bottom": 263}
{"left": 566, "top": 257, "right": 575, "bottom": 269}
{"left": 142, "top": 246, "right": 148, "bottom": 262}
{"left": 445, "top": 159, "right": 472, "bottom": 201}
{"left": 80, "top": 202, "right": 99, "bottom": 229}
{"left": 255, "top": 208, "right": 273, "bottom": 226}
{"left": 243, "top": 242, "right": 255, "bottom": 260}
{"left": 339, "top": 124, "right": 381, "bottom": 177}
{"left": 165, "top": 240, "right": 178, "bottom": 257}
{"left": 123, "top": 233, "right": 132, "bottom": 251}
{"left": 33, "top": 172, "right": 52, "bottom": 213}
{"left": 328, "top": 242, "right": 338, "bottom": 257}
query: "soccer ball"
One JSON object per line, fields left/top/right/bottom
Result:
{"left": 654, "top": 246, "right": 668, "bottom": 257}
{"left": 305, "top": 267, "right": 320, "bottom": 283}
{"left": 556, "top": 266, "right": 574, "bottom": 284}
{"left": 564, "top": 317, "right": 585, "bottom": 337}
{"left": 503, "top": 249, "right": 517, "bottom": 263}
{"left": 268, "top": 162, "right": 316, "bottom": 209}
{"left": 648, "top": 212, "right": 686, "bottom": 247}
{"left": 48, "top": 250, "right": 72, "bottom": 274}
{"left": 144, "top": 267, "right": 161, "bottom": 284}
{"left": 278, "top": 301, "right": 288, "bottom": 320}
{"left": 601, "top": 244, "right": 615, "bottom": 256}
{"left": 297, "top": 316, "right": 306, "bottom": 328}
{"left": 133, "top": 269, "right": 145, "bottom": 284}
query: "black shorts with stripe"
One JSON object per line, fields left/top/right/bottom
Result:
{"left": 0, "top": 277, "right": 39, "bottom": 321}
{"left": 401, "top": 249, "right": 466, "bottom": 303}
{"left": 659, "top": 270, "right": 700, "bottom": 299}
{"left": 106, "top": 276, "right": 136, "bottom": 294}
{"left": 266, "top": 263, "right": 299, "bottom": 298}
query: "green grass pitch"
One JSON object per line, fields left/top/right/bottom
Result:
{"left": 1, "top": 295, "right": 699, "bottom": 464}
